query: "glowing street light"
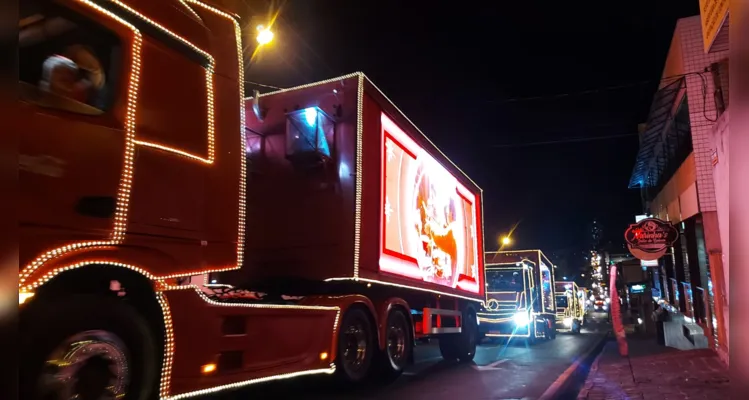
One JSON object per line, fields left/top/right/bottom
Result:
{"left": 256, "top": 24, "right": 274, "bottom": 45}
{"left": 501, "top": 236, "right": 512, "bottom": 246}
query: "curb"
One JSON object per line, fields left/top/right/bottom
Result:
{"left": 537, "top": 332, "right": 610, "bottom": 400}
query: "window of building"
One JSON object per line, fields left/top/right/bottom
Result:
{"left": 19, "top": 0, "right": 122, "bottom": 115}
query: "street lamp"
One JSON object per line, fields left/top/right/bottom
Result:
{"left": 501, "top": 236, "right": 512, "bottom": 246}
{"left": 256, "top": 24, "right": 274, "bottom": 45}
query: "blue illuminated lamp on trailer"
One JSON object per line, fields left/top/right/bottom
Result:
{"left": 285, "top": 106, "right": 335, "bottom": 166}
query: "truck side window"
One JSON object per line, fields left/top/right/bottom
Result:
{"left": 19, "top": 0, "right": 121, "bottom": 116}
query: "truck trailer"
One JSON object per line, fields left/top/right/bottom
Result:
{"left": 477, "top": 250, "right": 557, "bottom": 343}
{"left": 18, "top": 1, "right": 485, "bottom": 399}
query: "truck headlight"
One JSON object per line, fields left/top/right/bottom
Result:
{"left": 563, "top": 317, "right": 572, "bottom": 327}
{"left": 513, "top": 312, "right": 530, "bottom": 327}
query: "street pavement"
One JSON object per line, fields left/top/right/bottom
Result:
{"left": 214, "top": 313, "right": 611, "bottom": 400}
{"left": 577, "top": 335, "right": 730, "bottom": 400}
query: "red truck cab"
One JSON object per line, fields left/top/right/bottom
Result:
{"left": 19, "top": 1, "right": 485, "bottom": 399}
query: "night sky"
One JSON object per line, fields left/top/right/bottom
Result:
{"left": 236, "top": 0, "right": 699, "bottom": 261}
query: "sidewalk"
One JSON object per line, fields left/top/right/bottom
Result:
{"left": 577, "top": 336, "right": 729, "bottom": 400}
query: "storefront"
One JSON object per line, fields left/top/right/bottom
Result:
{"left": 627, "top": 16, "right": 728, "bottom": 360}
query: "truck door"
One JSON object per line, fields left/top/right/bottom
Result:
{"left": 19, "top": 1, "right": 131, "bottom": 253}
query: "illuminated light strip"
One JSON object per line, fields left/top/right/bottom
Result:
{"left": 154, "top": 265, "right": 238, "bottom": 281}
{"left": 20, "top": 260, "right": 155, "bottom": 293}
{"left": 353, "top": 74, "right": 364, "bottom": 278}
{"left": 133, "top": 140, "right": 213, "bottom": 163}
{"left": 20, "top": 254, "right": 241, "bottom": 291}
{"left": 166, "top": 367, "right": 336, "bottom": 400}
{"left": 325, "top": 277, "right": 483, "bottom": 303}
{"left": 332, "top": 309, "right": 341, "bottom": 333}
{"left": 177, "top": 0, "right": 203, "bottom": 22}
{"left": 250, "top": 72, "right": 363, "bottom": 99}
{"left": 183, "top": 0, "right": 248, "bottom": 280}
{"left": 156, "top": 291, "right": 176, "bottom": 398}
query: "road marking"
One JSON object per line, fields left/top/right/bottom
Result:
{"left": 472, "top": 358, "right": 509, "bottom": 371}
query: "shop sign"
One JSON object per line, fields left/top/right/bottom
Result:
{"left": 624, "top": 218, "right": 679, "bottom": 261}
{"left": 699, "top": 0, "right": 729, "bottom": 52}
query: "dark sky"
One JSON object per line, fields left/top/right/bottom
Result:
{"left": 240, "top": 0, "right": 699, "bottom": 254}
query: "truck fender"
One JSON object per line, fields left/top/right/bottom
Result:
{"left": 302, "top": 294, "right": 380, "bottom": 357}
{"left": 20, "top": 245, "right": 183, "bottom": 292}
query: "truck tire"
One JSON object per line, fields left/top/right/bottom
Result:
{"left": 526, "top": 325, "right": 538, "bottom": 345}
{"left": 375, "top": 309, "right": 412, "bottom": 382}
{"left": 336, "top": 307, "right": 375, "bottom": 384}
{"left": 20, "top": 295, "right": 158, "bottom": 400}
{"left": 548, "top": 319, "right": 557, "bottom": 340}
{"left": 572, "top": 319, "right": 582, "bottom": 334}
{"left": 439, "top": 310, "right": 477, "bottom": 362}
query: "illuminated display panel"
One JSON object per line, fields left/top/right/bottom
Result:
{"left": 379, "top": 113, "right": 481, "bottom": 294}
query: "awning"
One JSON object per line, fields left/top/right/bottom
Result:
{"left": 628, "top": 77, "right": 685, "bottom": 189}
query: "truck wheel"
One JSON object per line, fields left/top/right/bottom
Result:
{"left": 548, "top": 320, "right": 557, "bottom": 340}
{"left": 439, "top": 310, "right": 477, "bottom": 362}
{"left": 572, "top": 319, "right": 582, "bottom": 334}
{"left": 20, "top": 295, "right": 157, "bottom": 400}
{"left": 336, "top": 307, "right": 375, "bottom": 384}
{"left": 526, "top": 325, "right": 538, "bottom": 345}
{"left": 375, "top": 309, "right": 412, "bottom": 382}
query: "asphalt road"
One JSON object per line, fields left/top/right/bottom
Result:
{"left": 214, "top": 313, "right": 611, "bottom": 400}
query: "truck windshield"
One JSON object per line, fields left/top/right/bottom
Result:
{"left": 486, "top": 269, "right": 524, "bottom": 292}
{"left": 556, "top": 295, "right": 569, "bottom": 308}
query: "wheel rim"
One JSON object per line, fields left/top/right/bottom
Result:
{"left": 342, "top": 321, "right": 368, "bottom": 373}
{"left": 386, "top": 318, "right": 407, "bottom": 365}
{"left": 37, "top": 330, "right": 129, "bottom": 400}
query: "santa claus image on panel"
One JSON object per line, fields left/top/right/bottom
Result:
{"left": 409, "top": 158, "right": 467, "bottom": 287}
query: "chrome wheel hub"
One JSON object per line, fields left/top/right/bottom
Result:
{"left": 387, "top": 324, "right": 406, "bottom": 364}
{"left": 342, "top": 323, "right": 368, "bottom": 372}
{"left": 37, "top": 330, "right": 129, "bottom": 400}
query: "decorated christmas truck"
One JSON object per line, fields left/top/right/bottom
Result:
{"left": 18, "top": 1, "right": 485, "bottom": 398}
{"left": 555, "top": 280, "right": 585, "bottom": 333}
{"left": 477, "top": 250, "right": 557, "bottom": 343}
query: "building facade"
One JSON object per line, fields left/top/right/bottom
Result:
{"left": 628, "top": 16, "right": 728, "bottom": 363}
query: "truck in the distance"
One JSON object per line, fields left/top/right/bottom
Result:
{"left": 555, "top": 280, "right": 585, "bottom": 333}
{"left": 18, "top": 1, "right": 484, "bottom": 398}
{"left": 477, "top": 250, "right": 557, "bottom": 343}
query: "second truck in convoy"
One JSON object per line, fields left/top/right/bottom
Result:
{"left": 478, "top": 250, "right": 557, "bottom": 343}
